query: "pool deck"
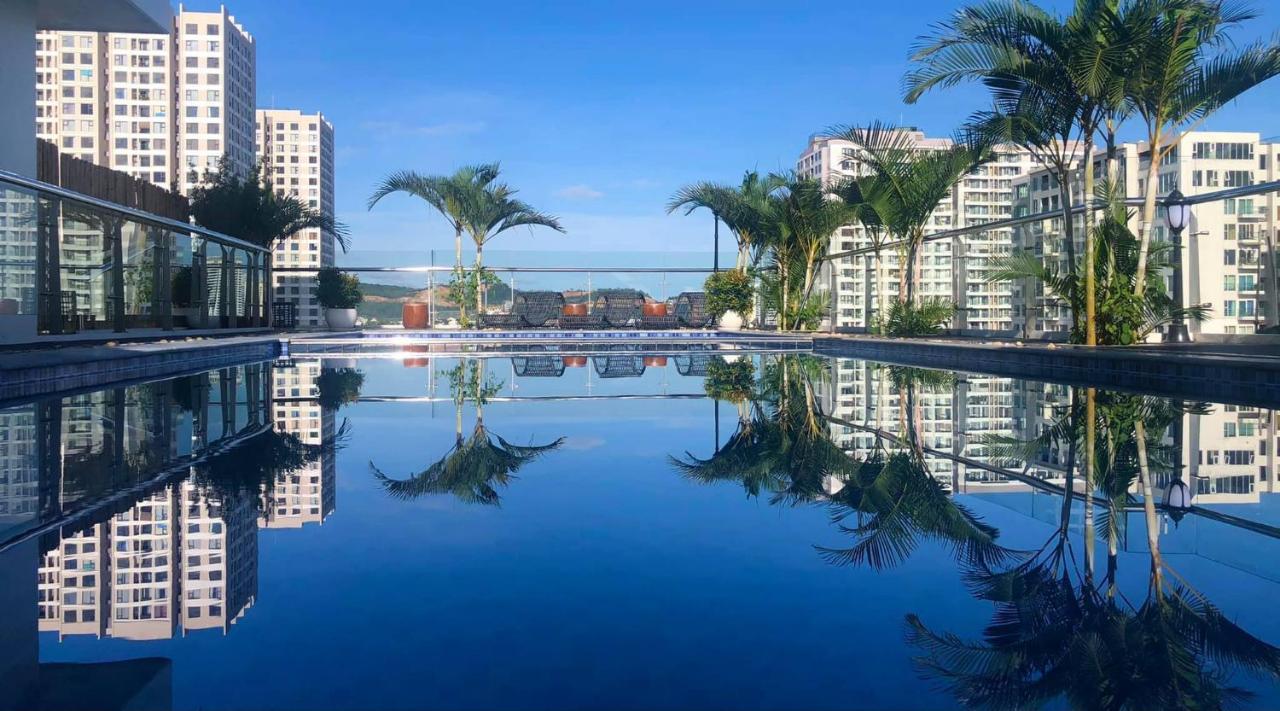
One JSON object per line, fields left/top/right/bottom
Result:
{"left": 815, "top": 334, "right": 1280, "bottom": 408}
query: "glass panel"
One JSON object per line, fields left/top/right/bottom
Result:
{"left": 121, "top": 220, "right": 162, "bottom": 329}
{"left": 232, "top": 248, "right": 249, "bottom": 321}
{"left": 170, "top": 231, "right": 198, "bottom": 328}
{"left": 206, "top": 244, "right": 225, "bottom": 326}
{"left": 59, "top": 198, "right": 114, "bottom": 330}
{"left": 0, "top": 185, "right": 38, "bottom": 335}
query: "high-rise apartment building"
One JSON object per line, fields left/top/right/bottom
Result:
{"left": 1013, "top": 131, "right": 1279, "bottom": 337}
{"left": 256, "top": 110, "right": 336, "bottom": 328}
{"left": 34, "top": 5, "right": 256, "bottom": 194}
{"left": 797, "top": 130, "right": 1068, "bottom": 331}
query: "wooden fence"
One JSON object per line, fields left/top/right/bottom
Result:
{"left": 36, "top": 139, "right": 189, "bottom": 221}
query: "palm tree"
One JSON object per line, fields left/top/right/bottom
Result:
{"left": 458, "top": 181, "right": 564, "bottom": 319}
{"left": 828, "top": 176, "right": 890, "bottom": 330}
{"left": 1123, "top": 0, "right": 1280, "bottom": 294}
{"left": 904, "top": 0, "right": 1138, "bottom": 344}
{"left": 191, "top": 158, "right": 350, "bottom": 326}
{"left": 367, "top": 163, "right": 499, "bottom": 268}
{"left": 667, "top": 171, "right": 785, "bottom": 272}
{"left": 825, "top": 122, "right": 988, "bottom": 305}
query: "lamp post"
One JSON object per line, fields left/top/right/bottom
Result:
{"left": 1163, "top": 473, "right": 1193, "bottom": 525}
{"left": 1163, "top": 188, "right": 1192, "bottom": 343}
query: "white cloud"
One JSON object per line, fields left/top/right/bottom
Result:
{"left": 555, "top": 184, "right": 605, "bottom": 200}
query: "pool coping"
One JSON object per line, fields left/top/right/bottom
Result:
{"left": 815, "top": 335, "right": 1280, "bottom": 408}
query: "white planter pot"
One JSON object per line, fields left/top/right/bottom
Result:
{"left": 718, "top": 310, "right": 744, "bottom": 331}
{"left": 325, "top": 308, "right": 357, "bottom": 330}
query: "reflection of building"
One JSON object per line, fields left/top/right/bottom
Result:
{"left": 256, "top": 109, "right": 336, "bottom": 329}
{"left": 265, "top": 360, "right": 336, "bottom": 527}
{"left": 817, "top": 358, "right": 1021, "bottom": 491}
{"left": 1185, "top": 405, "right": 1279, "bottom": 505}
{"left": 0, "top": 405, "right": 38, "bottom": 539}
{"left": 798, "top": 131, "right": 1074, "bottom": 331}
{"left": 179, "top": 482, "right": 257, "bottom": 634}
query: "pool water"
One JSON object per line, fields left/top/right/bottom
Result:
{"left": 3, "top": 352, "right": 1280, "bottom": 710}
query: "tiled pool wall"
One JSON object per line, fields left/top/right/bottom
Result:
{"left": 816, "top": 337, "right": 1280, "bottom": 408}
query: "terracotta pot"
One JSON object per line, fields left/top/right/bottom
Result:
{"left": 643, "top": 356, "right": 668, "bottom": 367}
{"left": 0, "top": 299, "right": 18, "bottom": 315}
{"left": 402, "top": 358, "right": 431, "bottom": 368}
{"left": 642, "top": 302, "right": 667, "bottom": 317}
{"left": 562, "top": 303, "right": 587, "bottom": 317}
{"left": 402, "top": 302, "right": 430, "bottom": 329}
{"left": 562, "top": 356, "right": 588, "bottom": 367}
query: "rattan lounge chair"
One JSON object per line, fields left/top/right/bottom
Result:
{"left": 513, "top": 353, "right": 566, "bottom": 377}
{"left": 674, "top": 353, "right": 713, "bottom": 377}
{"left": 480, "top": 290, "right": 565, "bottom": 329}
{"left": 595, "top": 290, "right": 645, "bottom": 328}
{"left": 592, "top": 354, "right": 647, "bottom": 378}
{"left": 640, "top": 298, "right": 679, "bottom": 329}
{"left": 674, "top": 292, "right": 713, "bottom": 328}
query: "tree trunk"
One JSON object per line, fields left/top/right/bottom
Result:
{"left": 1134, "top": 419, "right": 1164, "bottom": 597}
{"left": 1056, "top": 168, "right": 1077, "bottom": 336}
{"left": 454, "top": 227, "right": 463, "bottom": 268}
{"left": 1084, "top": 387, "right": 1097, "bottom": 584}
{"left": 474, "top": 242, "right": 485, "bottom": 326}
{"left": 1082, "top": 144, "right": 1097, "bottom": 346}
{"left": 1134, "top": 130, "right": 1165, "bottom": 298}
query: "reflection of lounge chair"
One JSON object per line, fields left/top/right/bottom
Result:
{"left": 675, "top": 353, "right": 713, "bottom": 376}
{"left": 592, "top": 354, "right": 646, "bottom": 378}
{"left": 512, "top": 355, "right": 566, "bottom": 377}
{"left": 595, "top": 290, "right": 645, "bottom": 328}
{"left": 675, "top": 292, "right": 713, "bottom": 328}
{"left": 480, "top": 290, "right": 565, "bottom": 329}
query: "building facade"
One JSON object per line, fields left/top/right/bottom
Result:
{"left": 1012, "top": 131, "right": 1279, "bottom": 337}
{"left": 797, "top": 130, "right": 1065, "bottom": 332}
{"left": 34, "top": 5, "right": 256, "bottom": 195}
{"left": 256, "top": 110, "right": 336, "bottom": 329}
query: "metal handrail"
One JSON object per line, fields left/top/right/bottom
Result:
{"left": 827, "top": 179, "right": 1280, "bottom": 259}
{"left": 0, "top": 169, "right": 268, "bottom": 255}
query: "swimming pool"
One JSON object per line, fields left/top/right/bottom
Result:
{"left": 3, "top": 350, "right": 1280, "bottom": 710}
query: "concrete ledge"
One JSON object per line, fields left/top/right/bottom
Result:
{"left": 815, "top": 336, "right": 1280, "bottom": 408}
{"left": 0, "top": 336, "right": 281, "bottom": 403}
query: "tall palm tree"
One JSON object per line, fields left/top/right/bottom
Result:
{"left": 904, "top": 0, "right": 1138, "bottom": 344}
{"left": 367, "top": 163, "right": 499, "bottom": 268}
{"left": 1124, "top": 0, "right": 1280, "bottom": 294}
{"left": 828, "top": 176, "right": 890, "bottom": 330}
{"left": 826, "top": 122, "right": 989, "bottom": 305}
{"left": 667, "top": 171, "right": 785, "bottom": 272}
{"left": 457, "top": 181, "right": 564, "bottom": 319}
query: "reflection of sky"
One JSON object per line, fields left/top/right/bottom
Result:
{"left": 30, "top": 357, "right": 1280, "bottom": 710}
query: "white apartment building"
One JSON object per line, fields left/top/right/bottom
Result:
{"left": 34, "top": 5, "right": 256, "bottom": 195}
{"left": 1013, "top": 131, "right": 1279, "bottom": 337}
{"left": 797, "top": 130, "right": 1064, "bottom": 332}
{"left": 256, "top": 110, "right": 336, "bottom": 328}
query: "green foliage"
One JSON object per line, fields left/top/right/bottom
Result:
{"left": 703, "top": 357, "right": 756, "bottom": 403}
{"left": 883, "top": 298, "right": 955, "bottom": 337}
{"left": 316, "top": 268, "right": 361, "bottom": 309}
{"left": 443, "top": 360, "right": 501, "bottom": 407}
{"left": 704, "top": 270, "right": 754, "bottom": 320}
{"left": 315, "top": 367, "right": 365, "bottom": 410}
{"left": 446, "top": 266, "right": 500, "bottom": 328}
{"left": 191, "top": 156, "right": 349, "bottom": 251}
{"left": 171, "top": 266, "right": 194, "bottom": 308}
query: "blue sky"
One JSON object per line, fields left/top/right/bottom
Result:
{"left": 226, "top": 0, "right": 1280, "bottom": 259}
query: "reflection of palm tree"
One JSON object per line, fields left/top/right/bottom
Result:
{"left": 194, "top": 420, "right": 351, "bottom": 516}
{"left": 907, "top": 389, "right": 1280, "bottom": 709}
{"left": 371, "top": 423, "right": 563, "bottom": 506}
{"left": 371, "top": 359, "right": 563, "bottom": 505}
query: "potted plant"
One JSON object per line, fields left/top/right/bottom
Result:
{"left": 705, "top": 270, "right": 754, "bottom": 331}
{"left": 171, "top": 266, "right": 199, "bottom": 325}
{"left": 316, "top": 367, "right": 365, "bottom": 410}
{"left": 317, "top": 267, "right": 362, "bottom": 330}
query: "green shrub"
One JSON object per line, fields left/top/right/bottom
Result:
{"left": 884, "top": 298, "right": 954, "bottom": 337}
{"left": 172, "top": 266, "right": 194, "bottom": 308}
{"left": 316, "top": 367, "right": 365, "bottom": 410}
{"left": 317, "top": 268, "right": 361, "bottom": 309}
{"left": 704, "top": 357, "right": 756, "bottom": 403}
{"left": 705, "top": 270, "right": 754, "bottom": 319}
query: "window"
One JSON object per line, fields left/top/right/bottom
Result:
{"left": 1224, "top": 250, "right": 1236, "bottom": 265}
{"left": 1225, "top": 422, "right": 1238, "bottom": 437}
{"left": 1224, "top": 300, "right": 1236, "bottom": 316}
{"left": 1224, "top": 275, "right": 1237, "bottom": 291}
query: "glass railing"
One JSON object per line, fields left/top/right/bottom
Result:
{"left": 0, "top": 170, "right": 270, "bottom": 343}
